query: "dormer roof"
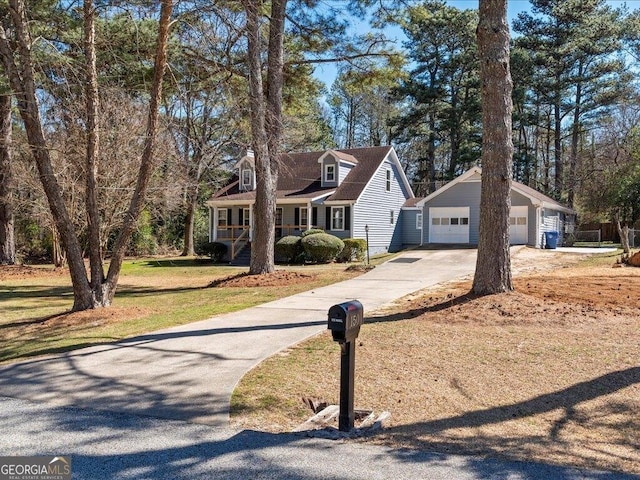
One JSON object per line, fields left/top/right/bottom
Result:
{"left": 318, "top": 149, "right": 358, "bottom": 166}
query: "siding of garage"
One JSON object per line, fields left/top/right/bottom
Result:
{"left": 423, "top": 181, "right": 481, "bottom": 244}
{"left": 401, "top": 208, "right": 423, "bottom": 245}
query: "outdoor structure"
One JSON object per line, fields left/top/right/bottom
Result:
{"left": 206, "top": 146, "right": 415, "bottom": 261}
{"left": 401, "top": 166, "right": 577, "bottom": 248}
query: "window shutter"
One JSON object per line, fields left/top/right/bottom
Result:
{"left": 227, "top": 209, "right": 232, "bottom": 227}
{"left": 239, "top": 208, "right": 244, "bottom": 226}
{"left": 294, "top": 208, "right": 300, "bottom": 227}
{"left": 312, "top": 207, "right": 318, "bottom": 227}
{"left": 325, "top": 206, "right": 331, "bottom": 230}
{"left": 345, "top": 206, "right": 351, "bottom": 231}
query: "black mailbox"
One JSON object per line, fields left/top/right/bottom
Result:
{"left": 328, "top": 300, "right": 364, "bottom": 343}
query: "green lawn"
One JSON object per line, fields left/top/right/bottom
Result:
{"left": 0, "top": 256, "right": 391, "bottom": 364}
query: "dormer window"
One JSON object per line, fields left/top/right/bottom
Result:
{"left": 242, "top": 168, "right": 252, "bottom": 188}
{"left": 325, "top": 164, "right": 335, "bottom": 182}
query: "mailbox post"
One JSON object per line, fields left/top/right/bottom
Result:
{"left": 327, "top": 300, "right": 364, "bottom": 432}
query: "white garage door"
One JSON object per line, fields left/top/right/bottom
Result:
{"left": 510, "top": 206, "right": 528, "bottom": 244}
{"left": 429, "top": 207, "right": 470, "bottom": 244}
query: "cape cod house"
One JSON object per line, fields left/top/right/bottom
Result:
{"left": 206, "top": 146, "right": 415, "bottom": 262}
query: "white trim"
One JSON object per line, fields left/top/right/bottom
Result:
{"left": 331, "top": 206, "right": 345, "bottom": 231}
{"left": 242, "top": 207, "right": 251, "bottom": 227}
{"left": 325, "top": 163, "right": 336, "bottom": 182}
{"left": 317, "top": 149, "right": 358, "bottom": 166}
{"left": 241, "top": 168, "right": 252, "bottom": 188}
{"left": 217, "top": 208, "right": 228, "bottom": 228}
{"left": 416, "top": 166, "right": 481, "bottom": 207}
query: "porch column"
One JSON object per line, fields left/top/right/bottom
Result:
{"left": 307, "top": 202, "right": 312, "bottom": 231}
{"left": 212, "top": 207, "right": 218, "bottom": 241}
{"left": 249, "top": 202, "right": 254, "bottom": 241}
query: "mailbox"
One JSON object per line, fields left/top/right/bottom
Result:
{"left": 328, "top": 300, "right": 364, "bottom": 343}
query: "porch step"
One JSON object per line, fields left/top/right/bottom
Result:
{"left": 230, "top": 243, "right": 251, "bottom": 266}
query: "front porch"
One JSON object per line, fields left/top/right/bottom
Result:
{"left": 210, "top": 204, "right": 321, "bottom": 261}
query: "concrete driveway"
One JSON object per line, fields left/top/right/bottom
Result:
{"left": 2, "top": 247, "right": 634, "bottom": 480}
{"left": 0, "top": 248, "right": 480, "bottom": 426}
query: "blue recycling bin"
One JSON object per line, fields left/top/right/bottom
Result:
{"left": 544, "top": 231, "right": 559, "bottom": 249}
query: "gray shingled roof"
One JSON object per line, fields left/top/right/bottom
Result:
{"left": 210, "top": 146, "right": 393, "bottom": 203}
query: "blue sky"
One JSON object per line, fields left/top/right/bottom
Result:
{"left": 314, "top": 0, "right": 639, "bottom": 89}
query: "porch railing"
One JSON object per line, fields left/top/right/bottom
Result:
{"left": 217, "top": 223, "right": 318, "bottom": 259}
{"left": 231, "top": 228, "right": 249, "bottom": 260}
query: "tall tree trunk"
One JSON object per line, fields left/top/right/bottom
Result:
{"left": 244, "top": 0, "right": 286, "bottom": 275}
{"left": 181, "top": 185, "right": 198, "bottom": 256}
{"left": 0, "top": 0, "right": 173, "bottom": 309}
{"left": 614, "top": 212, "right": 631, "bottom": 255}
{"left": 0, "top": 0, "right": 94, "bottom": 309}
{"left": 0, "top": 91, "right": 14, "bottom": 265}
{"left": 567, "top": 61, "right": 583, "bottom": 209}
{"left": 553, "top": 84, "right": 563, "bottom": 199}
{"left": 104, "top": 0, "right": 174, "bottom": 297}
{"left": 84, "top": 0, "right": 104, "bottom": 293}
{"left": 472, "top": 0, "right": 514, "bottom": 296}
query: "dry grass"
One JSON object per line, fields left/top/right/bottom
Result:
{"left": 232, "top": 254, "right": 640, "bottom": 475}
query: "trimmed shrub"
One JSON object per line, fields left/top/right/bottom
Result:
{"left": 337, "top": 238, "right": 367, "bottom": 262}
{"left": 300, "top": 228, "right": 324, "bottom": 238}
{"left": 275, "top": 235, "right": 304, "bottom": 263}
{"left": 302, "top": 233, "right": 344, "bottom": 263}
{"left": 198, "top": 241, "right": 227, "bottom": 262}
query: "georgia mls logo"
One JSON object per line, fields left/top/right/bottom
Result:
{"left": 0, "top": 455, "right": 72, "bottom": 480}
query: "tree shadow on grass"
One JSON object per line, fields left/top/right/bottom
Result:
{"left": 367, "top": 292, "right": 477, "bottom": 324}
{"left": 378, "top": 366, "right": 640, "bottom": 475}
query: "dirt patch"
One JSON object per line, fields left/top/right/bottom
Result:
{"left": 0, "top": 264, "right": 68, "bottom": 281}
{"left": 208, "top": 271, "right": 316, "bottom": 288}
{"left": 4, "top": 306, "right": 153, "bottom": 340}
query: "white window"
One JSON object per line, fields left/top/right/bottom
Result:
{"left": 386, "top": 169, "right": 391, "bottom": 192}
{"left": 325, "top": 164, "right": 335, "bottom": 182}
{"left": 218, "top": 208, "right": 227, "bottom": 228}
{"left": 432, "top": 217, "right": 441, "bottom": 226}
{"left": 300, "top": 208, "right": 308, "bottom": 227}
{"left": 331, "top": 206, "right": 344, "bottom": 231}
{"left": 416, "top": 213, "right": 423, "bottom": 230}
{"left": 243, "top": 208, "right": 250, "bottom": 227}
{"left": 242, "top": 169, "right": 252, "bottom": 187}
{"left": 390, "top": 210, "right": 395, "bottom": 225}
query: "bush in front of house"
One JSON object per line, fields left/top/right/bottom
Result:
{"left": 337, "top": 238, "right": 367, "bottom": 262}
{"left": 302, "top": 233, "right": 344, "bottom": 263}
{"left": 275, "top": 235, "right": 304, "bottom": 264}
{"left": 300, "top": 228, "right": 324, "bottom": 238}
{"left": 198, "top": 241, "right": 227, "bottom": 262}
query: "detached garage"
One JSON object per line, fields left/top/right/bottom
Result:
{"left": 409, "top": 166, "right": 576, "bottom": 248}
